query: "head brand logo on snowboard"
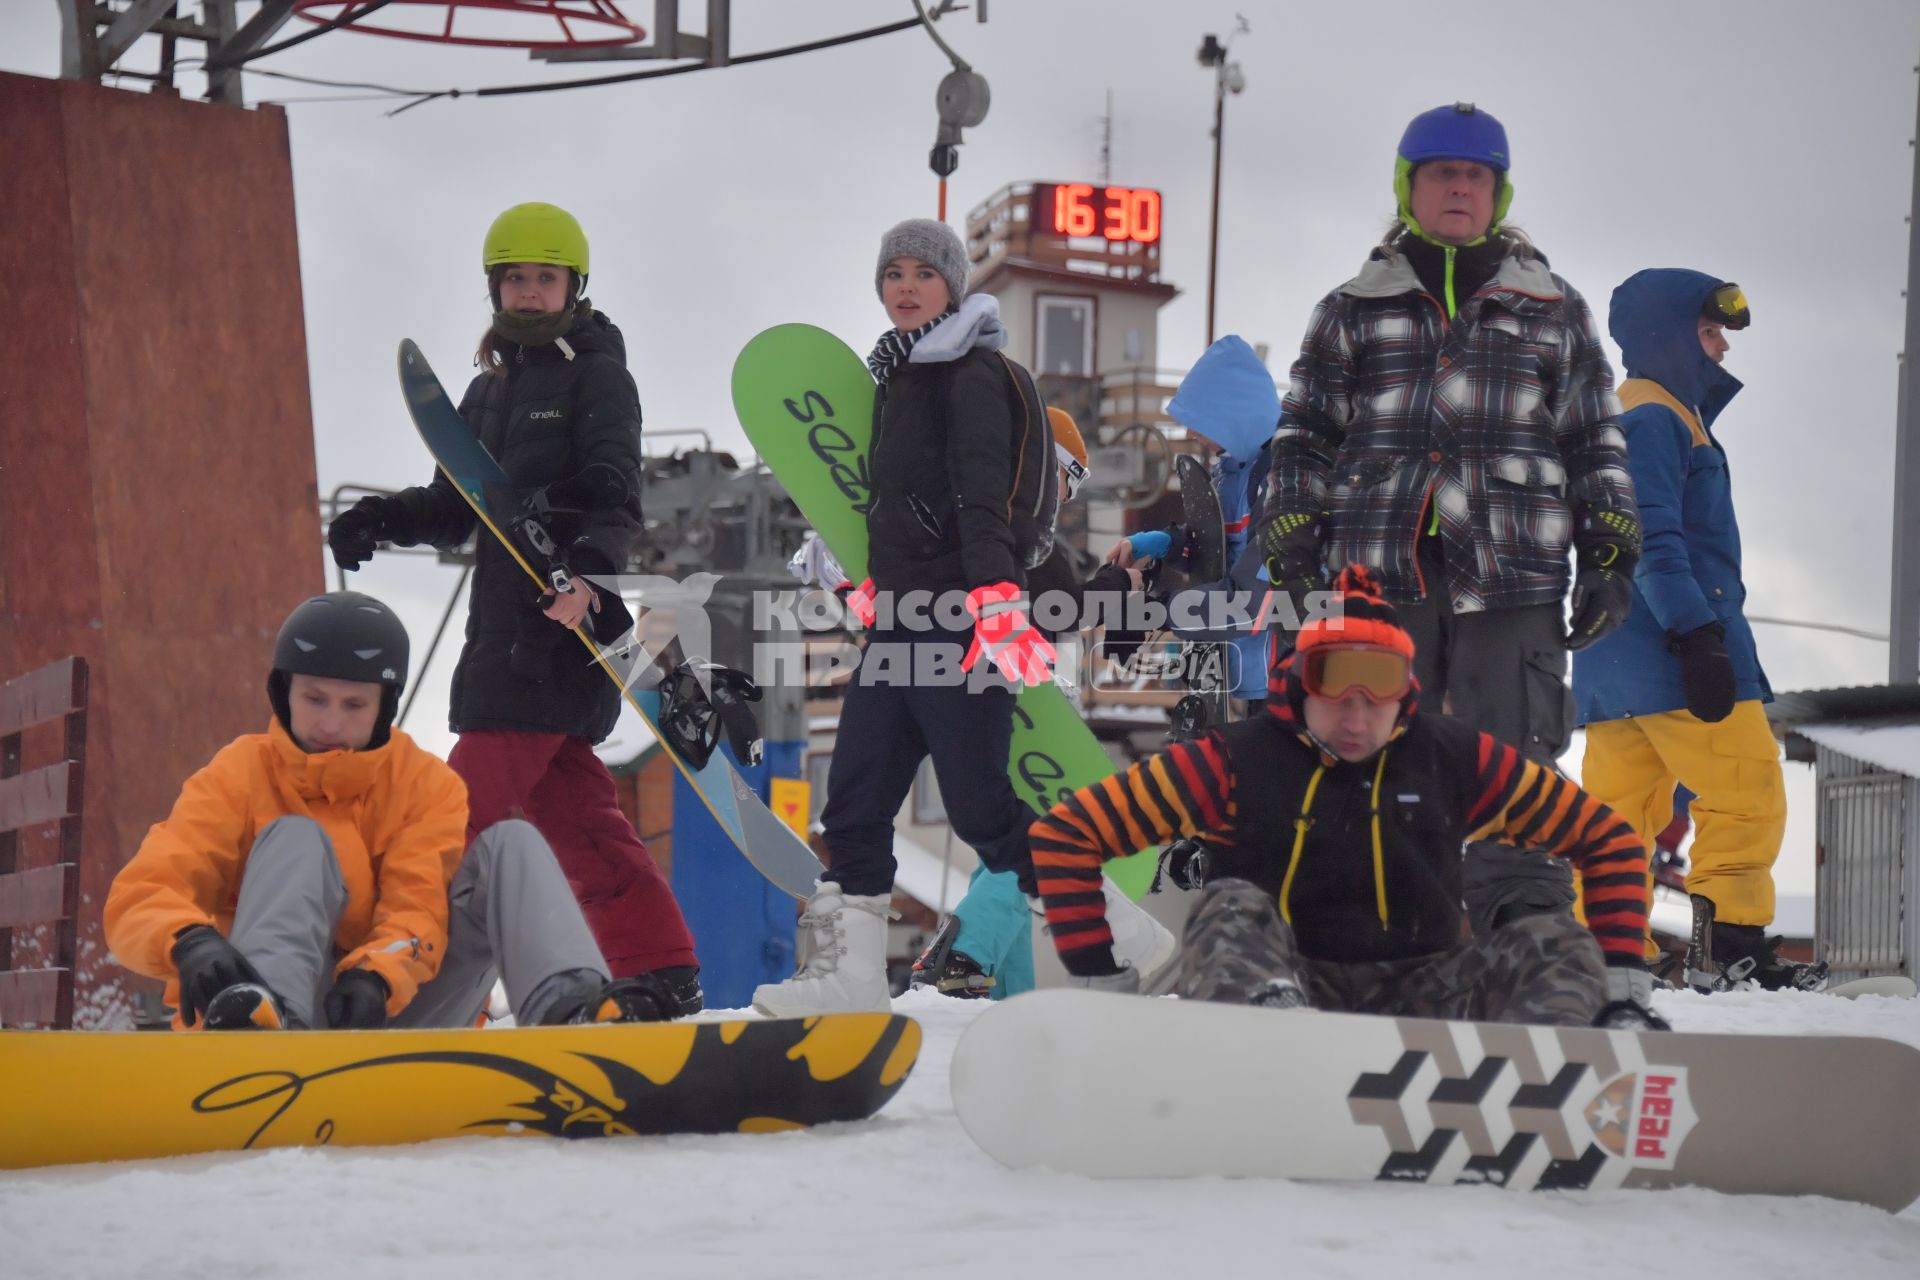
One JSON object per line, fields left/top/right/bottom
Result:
{"left": 1583, "top": 1067, "right": 1696, "bottom": 1168}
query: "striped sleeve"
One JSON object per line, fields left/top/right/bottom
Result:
{"left": 1464, "top": 733, "right": 1650, "bottom": 966}
{"left": 1029, "top": 734, "right": 1236, "bottom": 976}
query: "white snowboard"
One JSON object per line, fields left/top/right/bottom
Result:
{"left": 1826, "top": 975, "right": 1917, "bottom": 1000}
{"left": 949, "top": 990, "right": 1920, "bottom": 1211}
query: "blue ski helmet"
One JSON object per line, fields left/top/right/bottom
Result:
{"left": 1394, "top": 102, "right": 1514, "bottom": 241}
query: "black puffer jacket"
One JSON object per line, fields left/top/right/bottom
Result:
{"left": 386, "top": 308, "right": 643, "bottom": 743}
{"left": 866, "top": 347, "right": 1057, "bottom": 595}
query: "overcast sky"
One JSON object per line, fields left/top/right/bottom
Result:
{"left": 7, "top": 0, "right": 1919, "bottom": 898}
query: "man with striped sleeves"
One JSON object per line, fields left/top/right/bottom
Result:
{"left": 1030, "top": 565, "right": 1660, "bottom": 1028}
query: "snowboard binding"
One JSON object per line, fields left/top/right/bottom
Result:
{"left": 910, "top": 914, "right": 995, "bottom": 999}
{"left": 1156, "top": 837, "right": 1211, "bottom": 892}
{"left": 1168, "top": 693, "right": 1212, "bottom": 741}
{"left": 656, "top": 660, "right": 765, "bottom": 770}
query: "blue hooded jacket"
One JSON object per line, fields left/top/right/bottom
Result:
{"left": 1571, "top": 269, "right": 1770, "bottom": 724}
{"left": 1157, "top": 336, "right": 1280, "bottom": 699}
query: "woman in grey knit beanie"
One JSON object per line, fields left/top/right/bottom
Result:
{"left": 874, "top": 217, "right": 970, "bottom": 308}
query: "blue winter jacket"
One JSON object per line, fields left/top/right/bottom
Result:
{"left": 1153, "top": 337, "right": 1281, "bottom": 700}
{"left": 1571, "top": 269, "right": 1771, "bottom": 724}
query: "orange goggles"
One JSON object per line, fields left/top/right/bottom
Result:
{"left": 1301, "top": 646, "right": 1412, "bottom": 704}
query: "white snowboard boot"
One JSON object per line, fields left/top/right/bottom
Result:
{"left": 1103, "top": 879, "right": 1177, "bottom": 985}
{"left": 752, "top": 881, "right": 895, "bottom": 1017}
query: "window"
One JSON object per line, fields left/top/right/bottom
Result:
{"left": 1037, "top": 295, "right": 1095, "bottom": 377}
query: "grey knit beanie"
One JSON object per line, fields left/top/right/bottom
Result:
{"left": 874, "top": 218, "right": 969, "bottom": 303}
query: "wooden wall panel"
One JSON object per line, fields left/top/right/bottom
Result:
{"left": 0, "top": 72, "right": 323, "bottom": 1024}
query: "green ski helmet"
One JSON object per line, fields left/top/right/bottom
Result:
{"left": 482, "top": 202, "right": 589, "bottom": 288}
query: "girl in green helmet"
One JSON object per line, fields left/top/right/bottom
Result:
{"left": 328, "top": 202, "right": 703, "bottom": 1016}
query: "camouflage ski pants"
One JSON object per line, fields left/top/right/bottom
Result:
{"left": 1176, "top": 878, "right": 1606, "bottom": 1026}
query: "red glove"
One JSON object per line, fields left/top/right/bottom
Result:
{"left": 961, "top": 582, "right": 1056, "bottom": 687}
{"left": 839, "top": 577, "right": 877, "bottom": 628}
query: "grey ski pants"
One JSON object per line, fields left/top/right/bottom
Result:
{"left": 230, "top": 815, "right": 609, "bottom": 1028}
{"left": 1398, "top": 542, "right": 1577, "bottom": 933}
{"left": 1177, "top": 878, "right": 1606, "bottom": 1027}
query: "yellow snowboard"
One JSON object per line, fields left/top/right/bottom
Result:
{"left": 0, "top": 1012, "right": 919, "bottom": 1169}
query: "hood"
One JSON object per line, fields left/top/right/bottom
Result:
{"left": 1609, "top": 268, "right": 1742, "bottom": 428}
{"left": 1343, "top": 241, "right": 1559, "bottom": 302}
{"left": 562, "top": 305, "right": 627, "bottom": 362}
{"left": 910, "top": 294, "right": 1009, "bottom": 364}
{"left": 1167, "top": 335, "right": 1281, "bottom": 464}
{"left": 265, "top": 718, "right": 391, "bottom": 806}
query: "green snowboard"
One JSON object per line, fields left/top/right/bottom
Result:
{"left": 730, "top": 323, "right": 1154, "bottom": 898}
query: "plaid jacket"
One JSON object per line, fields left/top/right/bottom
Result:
{"left": 1266, "top": 247, "right": 1636, "bottom": 612}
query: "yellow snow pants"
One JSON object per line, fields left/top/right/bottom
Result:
{"left": 1578, "top": 700, "right": 1787, "bottom": 951}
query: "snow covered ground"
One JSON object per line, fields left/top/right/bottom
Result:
{"left": 6, "top": 987, "right": 1919, "bottom": 1280}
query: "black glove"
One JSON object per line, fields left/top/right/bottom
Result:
{"left": 1258, "top": 507, "right": 1323, "bottom": 587}
{"left": 327, "top": 495, "right": 401, "bottom": 572}
{"left": 1257, "top": 507, "right": 1325, "bottom": 651}
{"left": 1566, "top": 505, "right": 1641, "bottom": 651}
{"left": 323, "top": 967, "right": 391, "bottom": 1029}
{"left": 1669, "top": 622, "right": 1736, "bottom": 723}
{"left": 171, "top": 925, "right": 265, "bottom": 1028}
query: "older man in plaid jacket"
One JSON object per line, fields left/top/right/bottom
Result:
{"left": 1258, "top": 103, "right": 1641, "bottom": 933}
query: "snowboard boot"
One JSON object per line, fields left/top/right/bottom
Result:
{"left": 909, "top": 914, "right": 995, "bottom": 999}
{"left": 752, "top": 881, "right": 895, "bottom": 1016}
{"left": 642, "top": 965, "right": 704, "bottom": 1017}
{"left": 202, "top": 982, "right": 296, "bottom": 1031}
{"left": 1104, "top": 879, "right": 1177, "bottom": 985}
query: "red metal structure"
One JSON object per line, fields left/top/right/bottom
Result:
{"left": 291, "top": 0, "right": 645, "bottom": 49}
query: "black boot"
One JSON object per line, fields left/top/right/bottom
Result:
{"left": 644, "top": 965, "right": 704, "bottom": 1017}
{"left": 1687, "top": 893, "right": 1827, "bottom": 992}
{"left": 910, "top": 914, "right": 995, "bottom": 999}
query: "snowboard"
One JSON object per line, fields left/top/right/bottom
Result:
{"left": 1, "top": 1011, "right": 920, "bottom": 1170}
{"left": 1827, "top": 976, "right": 1917, "bottom": 1000}
{"left": 1174, "top": 453, "right": 1226, "bottom": 583}
{"left": 950, "top": 990, "right": 1920, "bottom": 1211}
{"left": 1173, "top": 453, "right": 1230, "bottom": 725}
{"left": 729, "top": 324, "right": 1153, "bottom": 898}
{"left": 397, "top": 340, "right": 825, "bottom": 899}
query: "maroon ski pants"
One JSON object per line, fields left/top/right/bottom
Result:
{"left": 448, "top": 730, "right": 697, "bottom": 976}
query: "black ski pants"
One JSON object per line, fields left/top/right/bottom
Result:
{"left": 818, "top": 623, "right": 1036, "bottom": 899}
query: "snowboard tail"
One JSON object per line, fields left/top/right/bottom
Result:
{"left": 2, "top": 1012, "right": 920, "bottom": 1169}
{"left": 397, "top": 340, "right": 824, "bottom": 898}
{"left": 950, "top": 990, "right": 1920, "bottom": 1211}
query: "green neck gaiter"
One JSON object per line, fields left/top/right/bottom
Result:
{"left": 491, "top": 297, "right": 585, "bottom": 348}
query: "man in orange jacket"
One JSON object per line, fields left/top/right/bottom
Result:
{"left": 105, "top": 591, "right": 676, "bottom": 1031}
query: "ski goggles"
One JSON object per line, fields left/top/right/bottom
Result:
{"left": 1055, "top": 441, "right": 1091, "bottom": 502}
{"left": 1300, "top": 645, "right": 1412, "bottom": 705}
{"left": 1702, "top": 283, "right": 1750, "bottom": 330}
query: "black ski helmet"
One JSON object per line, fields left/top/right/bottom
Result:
{"left": 267, "top": 591, "right": 411, "bottom": 749}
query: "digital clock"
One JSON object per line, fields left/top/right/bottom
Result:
{"left": 1035, "top": 183, "right": 1162, "bottom": 245}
